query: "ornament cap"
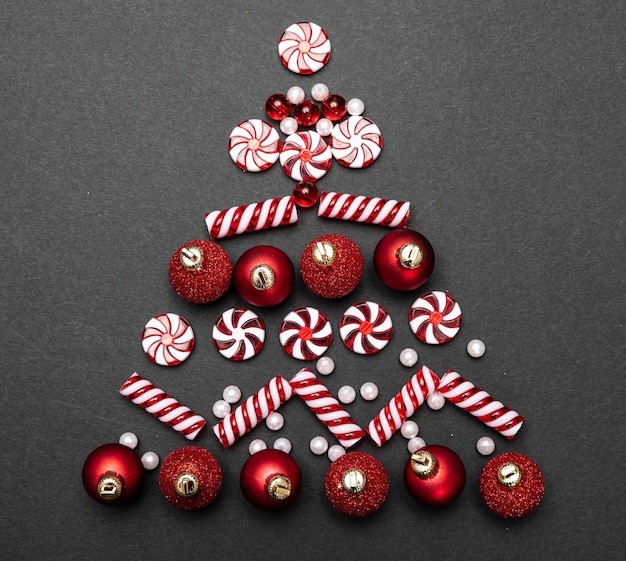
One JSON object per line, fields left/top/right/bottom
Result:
{"left": 341, "top": 468, "right": 367, "bottom": 494}
{"left": 267, "top": 474, "right": 292, "bottom": 500}
{"left": 175, "top": 472, "right": 200, "bottom": 497}
{"left": 410, "top": 450, "right": 439, "bottom": 479}
{"left": 180, "top": 246, "right": 204, "bottom": 270}
{"left": 497, "top": 462, "right": 523, "bottom": 487}
{"left": 397, "top": 243, "right": 424, "bottom": 269}
{"left": 97, "top": 473, "right": 123, "bottom": 500}
{"left": 250, "top": 264, "right": 276, "bottom": 290}
{"left": 312, "top": 241, "right": 336, "bottom": 266}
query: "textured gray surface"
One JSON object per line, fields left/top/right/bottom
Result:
{"left": 1, "top": 1, "right": 625, "bottom": 559}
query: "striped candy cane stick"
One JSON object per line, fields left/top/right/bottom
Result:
{"left": 438, "top": 370, "right": 524, "bottom": 439}
{"left": 318, "top": 191, "right": 410, "bottom": 228}
{"left": 119, "top": 372, "right": 206, "bottom": 440}
{"left": 213, "top": 374, "right": 293, "bottom": 448}
{"left": 205, "top": 195, "right": 298, "bottom": 239}
{"left": 366, "top": 365, "right": 440, "bottom": 447}
{"left": 289, "top": 368, "right": 365, "bottom": 448}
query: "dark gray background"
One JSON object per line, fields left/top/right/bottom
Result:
{"left": 1, "top": 1, "right": 624, "bottom": 559}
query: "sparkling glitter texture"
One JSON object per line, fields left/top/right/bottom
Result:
{"left": 324, "top": 452, "right": 389, "bottom": 517}
{"left": 158, "top": 446, "right": 222, "bottom": 510}
{"left": 479, "top": 452, "right": 544, "bottom": 518}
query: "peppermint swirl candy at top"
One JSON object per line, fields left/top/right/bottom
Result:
{"left": 278, "top": 22, "right": 331, "bottom": 74}
{"left": 141, "top": 313, "right": 195, "bottom": 366}
{"left": 228, "top": 119, "right": 281, "bottom": 172}
{"left": 408, "top": 291, "right": 462, "bottom": 345}
{"left": 339, "top": 301, "right": 393, "bottom": 355}
{"left": 279, "top": 306, "right": 332, "bottom": 361}
{"left": 212, "top": 308, "right": 265, "bottom": 361}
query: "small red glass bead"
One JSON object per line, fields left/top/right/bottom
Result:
{"left": 293, "top": 99, "right": 321, "bottom": 127}
{"left": 293, "top": 181, "right": 319, "bottom": 208}
{"left": 321, "top": 94, "right": 347, "bottom": 121}
{"left": 265, "top": 93, "right": 292, "bottom": 121}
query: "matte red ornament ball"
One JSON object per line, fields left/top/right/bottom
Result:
{"left": 404, "top": 444, "right": 466, "bottom": 507}
{"left": 82, "top": 443, "right": 144, "bottom": 505}
{"left": 324, "top": 451, "right": 389, "bottom": 517}
{"left": 373, "top": 228, "right": 435, "bottom": 291}
{"left": 233, "top": 245, "right": 294, "bottom": 307}
{"left": 479, "top": 452, "right": 544, "bottom": 518}
{"left": 169, "top": 239, "right": 232, "bottom": 304}
{"left": 240, "top": 449, "right": 302, "bottom": 510}
{"left": 300, "top": 233, "right": 364, "bottom": 299}
{"left": 158, "top": 446, "right": 222, "bottom": 510}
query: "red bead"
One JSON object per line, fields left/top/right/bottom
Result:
{"left": 373, "top": 229, "right": 435, "bottom": 291}
{"left": 233, "top": 245, "right": 294, "bottom": 307}
{"left": 82, "top": 443, "right": 144, "bottom": 505}
{"left": 158, "top": 446, "right": 222, "bottom": 510}
{"left": 293, "top": 181, "right": 319, "bottom": 207}
{"left": 265, "top": 93, "right": 292, "bottom": 121}
{"left": 404, "top": 445, "right": 466, "bottom": 507}
{"left": 293, "top": 99, "right": 321, "bottom": 127}
{"left": 240, "top": 449, "right": 302, "bottom": 510}
{"left": 321, "top": 94, "right": 347, "bottom": 121}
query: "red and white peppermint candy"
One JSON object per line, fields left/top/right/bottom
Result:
{"left": 278, "top": 22, "right": 331, "bottom": 74}
{"left": 228, "top": 119, "right": 281, "bottom": 172}
{"left": 339, "top": 301, "right": 393, "bottom": 355}
{"left": 279, "top": 307, "right": 332, "bottom": 361}
{"left": 280, "top": 130, "right": 332, "bottom": 182}
{"left": 212, "top": 308, "right": 265, "bottom": 361}
{"left": 330, "top": 115, "right": 383, "bottom": 168}
{"left": 142, "top": 313, "right": 195, "bottom": 366}
{"left": 409, "top": 291, "right": 462, "bottom": 345}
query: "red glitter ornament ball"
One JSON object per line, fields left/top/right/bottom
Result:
{"left": 321, "top": 94, "right": 347, "bottom": 121}
{"left": 82, "top": 443, "right": 144, "bottom": 506}
{"left": 373, "top": 229, "right": 435, "bottom": 291}
{"left": 293, "top": 99, "right": 321, "bottom": 127}
{"left": 325, "top": 451, "right": 389, "bottom": 517}
{"left": 404, "top": 444, "right": 466, "bottom": 507}
{"left": 293, "top": 181, "right": 319, "bottom": 208}
{"left": 479, "top": 452, "right": 544, "bottom": 518}
{"left": 169, "top": 239, "right": 232, "bottom": 304}
{"left": 300, "top": 233, "right": 364, "bottom": 299}
{"left": 158, "top": 446, "right": 222, "bottom": 510}
{"left": 240, "top": 449, "right": 302, "bottom": 510}
{"left": 265, "top": 93, "right": 292, "bottom": 121}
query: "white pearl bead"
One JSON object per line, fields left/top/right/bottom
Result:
{"left": 265, "top": 411, "right": 285, "bottom": 431}
{"left": 273, "top": 437, "right": 292, "bottom": 453}
{"left": 248, "top": 438, "right": 267, "bottom": 455}
{"left": 287, "top": 86, "right": 305, "bottom": 104}
{"left": 316, "top": 355, "right": 335, "bottom": 375}
{"left": 119, "top": 432, "right": 138, "bottom": 449}
{"left": 141, "top": 451, "right": 160, "bottom": 470}
{"left": 400, "top": 420, "right": 419, "bottom": 439}
{"left": 309, "top": 435, "right": 328, "bottom": 455}
{"left": 467, "top": 339, "right": 486, "bottom": 358}
{"left": 427, "top": 391, "right": 445, "bottom": 410}
{"left": 399, "top": 347, "right": 418, "bottom": 367}
{"left": 311, "top": 83, "right": 330, "bottom": 101}
{"left": 280, "top": 116, "right": 298, "bottom": 135}
{"left": 347, "top": 98, "right": 365, "bottom": 116}
{"left": 407, "top": 436, "right": 426, "bottom": 453}
{"left": 328, "top": 444, "right": 346, "bottom": 462}
{"left": 337, "top": 385, "right": 356, "bottom": 404}
{"left": 222, "top": 385, "right": 241, "bottom": 404}
{"left": 476, "top": 436, "right": 496, "bottom": 456}
{"left": 360, "top": 382, "right": 379, "bottom": 401}
{"left": 315, "top": 117, "right": 334, "bottom": 137}
{"left": 212, "top": 399, "right": 231, "bottom": 418}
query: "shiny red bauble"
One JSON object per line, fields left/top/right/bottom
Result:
{"left": 169, "top": 239, "right": 232, "bottom": 304}
{"left": 265, "top": 93, "right": 292, "bottom": 121}
{"left": 158, "top": 446, "right": 222, "bottom": 510}
{"left": 404, "top": 445, "right": 466, "bottom": 507}
{"left": 373, "top": 229, "right": 435, "bottom": 291}
{"left": 321, "top": 94, "right": 347, "bottom": 121}
{"left": 82, "top": 443, "right": 144, "bottom": 505}
{"left": 293, "top": 99, "right": 321, "bottom": 127}
{"left": 240, "top": 449, "right": 302, "bottom": 510}
{"left": 233, "top": 245, "right": 294, "bottom": 307}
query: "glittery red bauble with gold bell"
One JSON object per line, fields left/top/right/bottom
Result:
{"left": 300, "top": 233, "right": 364, "bottom": 299}
{"left": 233, "top": 245, "right": 294, "bottom": 307}
{"left": 158, "top": 446, "right": 222, "bottom": 510}
{"left": 404, "top": 444, "right": 466, "bottom": 507}
{"left": 240, "top": 449, "right": 302, "bottom": 510}
{"left": 82, "top": 443, "right": 144, "bottom": 505}
{"left": 373, "top": 229, "right": 435, "bottom": 291}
